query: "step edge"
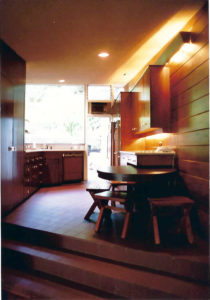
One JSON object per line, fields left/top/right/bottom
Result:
{"left": 2, "top": 222, "right": 209, "bottom": 283}
{"left": 3, "top": 242, "right": 209, "bottom": 299}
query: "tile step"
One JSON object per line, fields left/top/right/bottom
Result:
{"left": 2, "top": 266, "right": 106, "bottom": 299}
{"left": 3, "top": 239, "right": 209, "bottom": 299}
{"left": 3, "top": 222, "right": 209, "bottom": 283}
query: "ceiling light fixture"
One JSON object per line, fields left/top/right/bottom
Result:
{"left": 59, "top": 79, "right": 65, "bottom": 83}
{"left": 166, "top": 32, "right": 195, "bottom": 64}
{"left": 98, "top": 52, "right": 109, "bottom": 58}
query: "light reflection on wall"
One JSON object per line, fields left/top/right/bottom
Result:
{"left": 169, "top": 42, "right": 198, "bottom": 63}
{"left": 126, "top": 133, "right": 177, "bottom": 152}
{"left": 144, "top": 133, "right": 175, "bottom": 150}
{"left": 145, "top": 133, "right": 171, "bottom": 140}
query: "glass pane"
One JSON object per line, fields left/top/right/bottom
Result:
{"left": 113, "top": 86, "right": 124, "bottom": 100}
{"left": 25, "top": 85, "right": 85, "bottom": 144}
{"left": 88, "top": 85, "right": 111, "bottom": 101}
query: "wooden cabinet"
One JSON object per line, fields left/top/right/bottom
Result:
{"left": 1, "top": 40, "right": 25, "bottom": 216}
{"left": 63, "top": 152, "right": 83, "bottom": 181}
{"left": 24, "top": 151, "right": 84, "bottom": 195}
{"left": 44, "top": 152, "right": 63, "bottom": 185}
{"left": 121, "top": 66, "right": 170, "bottom": 150}
{"left": 133, "top": 65, "right": 170, "bottom": 134}
{"left": 24, "top": 153, "right": 46, "bottom": 199}
{"left": 120, "top": 92, "right": 140, "bottom": 150}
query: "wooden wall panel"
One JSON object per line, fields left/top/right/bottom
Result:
{"left": 169, "top": 5, "right": 208, "bottom": 76}
{"left": 177, "top": 129, "right": 208, "bottom": 146}
{"left": 171, "top": 76, "right": 209, "bottom": 110}
{"left": 175, "top": 95, "right": 208, "bottom": 120}
{"left": 171, "top": 59, "right": 209, "bottom": 97}
{"left": 168, "top": 4, "right": 209, "bottom": 235}
{"left": 178, "top": 159, "right": 209, "bottom": 180}
{"left": 176, "top": 146, "right": 209, "bottom": 163}
{"left": 171, "top": 43, "right": 208, "bottom": 86}
{"left": 179, "top": 172, "right": 209, "bottom": 207}
{"left": 176, "top": 112, "right": 209, "bottom": 133}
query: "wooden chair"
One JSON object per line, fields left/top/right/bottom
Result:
{"left": 94, "top": 190, "right": 134, "bottom": 239}
{"left": 85, "top": 181, "right": 111, "bottom": 220}
{"left": 148, "top": 196, "right": 194, "bottom": 245}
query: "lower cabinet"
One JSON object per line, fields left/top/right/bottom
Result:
{"left": 24, "top": 152, "right": 46, "bottom": 199}
{"left": 24, "top": 151, "right": 84, "bottom": 199}
{"left": 63, "top": 153, "right": 83, "bottom": 182}
{"left": 44, "top": 152, "right": 63, "bottom": 185}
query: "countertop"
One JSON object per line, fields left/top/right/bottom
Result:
{"left": 25, "top": 149, "right": 85, "bottom": 153}
{"left": 120, "top": 150, "right": 175, "bottom": 155}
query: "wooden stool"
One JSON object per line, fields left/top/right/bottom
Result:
{"left": 148, "top": 196, "right": 194, "bottom": 245}
{"left": 94, "top": 191, "right": 134, "bottom": 239}
{"left": 110, "top": 181, "right": 136, "bottom": 207}
{"left": 85, "top": 182, "right": 111, "bottom": 220}
{"left": 110, "top": 181, "right": 136, "bottom": 192}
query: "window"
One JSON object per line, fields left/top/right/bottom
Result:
{"left": 25, "top": 85, "right": 85, "bottom": 144}
{"left": 113, "top": 85, "right": 124, "bottom": 100}
{"left": 88, "top": 85, "right": 111, "bottom": 101}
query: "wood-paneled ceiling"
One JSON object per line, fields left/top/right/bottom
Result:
{"left": 0, "top": 0, "right": 205, "bottom": 85}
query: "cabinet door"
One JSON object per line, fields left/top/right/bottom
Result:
{"left": 63, "top": 154, "right": 83, "bottom": 181}
{"left": 131, "top": 92, "right": 142, "bottom": 133}
{"left": 120, "top": 92, "right": 140, "bottom": 150}
{"left": 1, "top": 77, "right": 16, "bottom": 213}
{"left": 1, "top": 41, "right": 25, "bottom": 216}
{"left": 133, "top": 65, "right": 170, "bottom": 133}
{"left": 150, "top": 66, "right": 170, "bottom": 131}
{"left": 140, "top": 68, "right": 151, "bottom": 131}
{"left": 45, "top": 155, "right": 62, "bottom": 185}
{"left": 13, "top": 83, "right": 25, "bottom": 203}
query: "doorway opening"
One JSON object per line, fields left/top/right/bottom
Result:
{"left": 87, "top": 116, "right": 111, "bottom": 180}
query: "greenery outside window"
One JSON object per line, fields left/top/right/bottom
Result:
{"left": 25, "top": 84, "right": 85, "bottom": 144}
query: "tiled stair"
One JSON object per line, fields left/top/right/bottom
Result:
{"left": 3, "top": 267, "right": 105, "bottom": 299}
{"left": 2, "top": 222, "right": 209, "bottom": 299}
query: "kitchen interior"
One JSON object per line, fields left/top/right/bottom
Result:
{"left": 1, "top": 0, "right": 209, "bottom": 299}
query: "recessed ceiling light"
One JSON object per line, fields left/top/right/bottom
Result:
{"left": 59, "top": 79, "right": 65, "bottom": 83}
{"left": 98, "top": 52, "right": 109, "bottom": 58}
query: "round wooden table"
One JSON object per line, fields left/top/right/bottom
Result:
{"left": 97, "top": 165, "right": 177, "bottom": 182}
{"left": 96, "top": 166, "right": 177, "bottom": 239}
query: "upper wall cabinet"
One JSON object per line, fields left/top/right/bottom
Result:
{"left": 120, "top": 92, "right": 140, "bottom": 150}
{"left": 133, "top": 65, "right": 170, "bottom": 136}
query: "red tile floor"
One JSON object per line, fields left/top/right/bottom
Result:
{"left": 3, "top": 182, "right": 209, "bottom": 256}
